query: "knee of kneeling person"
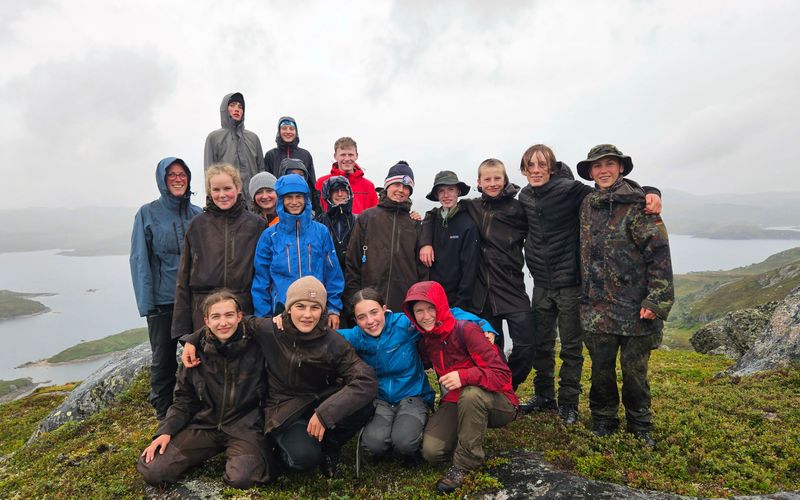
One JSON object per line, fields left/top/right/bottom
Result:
{"left": 361, "top": 429, "right": 391, "bottom": 457}
{"left": 224, "top": 454, "right": 267, "bottom": 489}
{"left": 393, "top": 434, "right": 422, "bottom": 457}
{"left": 285, "top": 445, "right": 323, "bottom": 471}
{"left": 421, "top": 437, "right": 449, "bottom": 464}
{"left": 458, "top": 385, "right": 488, "bottom": 407}
{"left": 137, "top": 456, "right": 177, "bottom": 486}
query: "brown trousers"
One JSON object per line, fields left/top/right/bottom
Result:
{"left": 137, "top": 428, "right": 274, "bottom": 488}
{"left": 421, "top": 386, "right": 516, "bottom": 470}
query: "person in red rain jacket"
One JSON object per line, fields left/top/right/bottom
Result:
{"left": 402, "top": 281, "right": 518, "bottom": 494}
{"left": 315, "top": 136, "right": 377, "bottom": 215}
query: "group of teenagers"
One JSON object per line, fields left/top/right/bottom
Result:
{"left": 128, "top": 91, "right": 675, "bottom": 493}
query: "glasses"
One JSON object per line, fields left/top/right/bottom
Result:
{"left": 167, "top": 172, "right": 188, "bottom": 180}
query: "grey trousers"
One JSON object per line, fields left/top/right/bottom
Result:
{"left": 360, "top": 397, "right": 429, "bottom": 457}
{"left": 421, "top": 386, "right": 516, "bottom": 470}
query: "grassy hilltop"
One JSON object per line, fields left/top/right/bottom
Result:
{"left": 0, "top": 352, "right": 797, "bottom": 498}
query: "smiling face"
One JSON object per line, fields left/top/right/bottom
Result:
{"left": 524, "top": 151, "right": 552, "bottom": 187}
{"left": 165, "top": 163, "right": 188, "bottom": 197}
{"left": 436, "top": 185, "right": 459, "bottom": 209}
{"left": 204, "top": 299, "right": 243, "bottom": 343}
{"left": 386, "top": 182, "right": 411, "bottom": 203}
{"left": 279, "top": 124, "right": 297, "bottom": 143}
{"left": 289, "top": 300, "right": 322, "bottom": 333}
{"left": 354, "top": 299, "right": 387, "bottom": 337}
{"left": 254, "top": 187, "right": 276, "bottom": 211}
{"left": 330, "top": 187, "right": 350, "bottom": 206}
{"left": 590, "top": 157, "right": 624, "bottom": 190}
{"left": 227, "top": 101, "right": 243, "bottom": 121}
{"left": 208, "top": 173, "right": 240, "bottom": 210}
{"left": 283, "top": 193, "right": 306, "bottom": 214}
{"left": 334, "top": 147, "right": 358, "bottom": 173}
{"left": 477, "top": 165, "right": 506, "bottom": 198}
{"left": 412, "top": 301, "right": 437, "bottom": 332}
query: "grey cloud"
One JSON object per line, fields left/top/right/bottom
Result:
{"left": 1, "top": 48, "right": 176, "bottom": 207}
{"left": 0, "top": 1, "right": 48, "bottom": 42}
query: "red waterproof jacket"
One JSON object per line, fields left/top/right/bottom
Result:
{"left": 315, "top": 163, "right": 378, "bottom": 215}
{"left": 402, "top": 281, "right": 518, "bottom": 407}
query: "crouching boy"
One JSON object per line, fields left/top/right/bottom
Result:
{"left": 137, "top": 290, "right": 274, "bottom": 488}
{"left": 403, "top": 281, "right": 518, "bottom": 493}
{"left": 576, "top": 144, "right": 674, "bottom": 447}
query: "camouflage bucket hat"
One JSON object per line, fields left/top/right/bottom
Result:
{"left": 576, "top": 144, "right": 634, "bottom": 181}
{"left": 425, "top": 170, "right": 470, "bottom": 201}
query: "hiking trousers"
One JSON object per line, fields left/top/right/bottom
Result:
{"left": 361, "top": 396, "right": 429, "bottom": 457}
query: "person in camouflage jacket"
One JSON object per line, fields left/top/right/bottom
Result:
{"left": 577, "top": 144, "right": 673, "bottom": 447}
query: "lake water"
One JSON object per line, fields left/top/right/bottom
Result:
{"left": 2, "top": 235, "right": 800, "bottom": 384}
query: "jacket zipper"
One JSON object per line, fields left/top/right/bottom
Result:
{"left": 307, "top": 244, "right": 312, "bottom": 274}
{"left": 223, "top": 217, "right": 229, "bottom": 287}
{"left": 285, "top": 244, "right": 291, "bottom": 273}
{"left": 296, "top": 221, "right": 303, "bottom": 277}
{"left": 218, "top": 357, "right": 229, "bottom": 429}
{"left": 386, "top": 208, "right": 398, "bottom": 304}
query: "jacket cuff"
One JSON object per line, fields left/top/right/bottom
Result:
{"left": 642, "top": 299, "right": 669, "bottom": 320}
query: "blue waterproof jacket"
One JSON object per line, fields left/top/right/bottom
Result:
{"left": 252, "top": 174, "right": 344, "bottom": 316}
{"left": 129, "top": 157, "right": 202, "bottom": 316}
{"left": 337, "top": 308, "right": 497, "bottom": 406}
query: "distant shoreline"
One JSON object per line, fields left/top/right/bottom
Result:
{"left": 17, "top": 352, "right": 114, "bottom": 369}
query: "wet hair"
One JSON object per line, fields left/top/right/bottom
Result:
{"left": 349, "top": 287, "right": 386, "bottom": 308}
{"left": 477, "top": 158, "right": 506, "bottom": 177}
{"left": 334, "top": 136, "right": 358, "bottom": 153}
{"left": 519, "top": 144, "right": 557, "bottom": 174}
{"left": 205, "top": 163, "right": 243, "bottom": 192}
{"left": 202, "top": 289, "right": 242, "bottom": 318}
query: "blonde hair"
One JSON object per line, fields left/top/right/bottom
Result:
{"left": 477, "top": 158, "right": 506, "bottom": 176}
{"left": 520, "top": 145, "right": 557, "bottom": 174}
{"left": 205, "top": 163, "right": 243, "bottom": 192}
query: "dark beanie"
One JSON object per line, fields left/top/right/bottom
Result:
{"left": 384, "top": 161, "right": 415, "bottom": 193}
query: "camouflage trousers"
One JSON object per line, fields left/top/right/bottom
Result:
{"left": 584, "top": 331, "right": 662, "bottom": 432}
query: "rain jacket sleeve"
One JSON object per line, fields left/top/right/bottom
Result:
{"left": 631, "top": 213, "right": 674, "bottom": 320}
{"left": 171, "top": 232, "right": 194, "bottom": 339}
{"left": 203, "top": 135, "right": 214, "bottom": 169}
{"left": 251, "top": 231, "right": 275, "bottom": 317}
{"left": 314, "top": 334, "right": 378, "bottom": 429}
{"left": 322, "top": 231, "right": 344, "bottom": 315}
{"left": 456, "top": 322, "right": 513, "bottom": 393}
{"left": 155, "top": 366, "right": 201, "bottom": 437}
{"left": 130, "top": 208, "right": 155, "bottom": 317}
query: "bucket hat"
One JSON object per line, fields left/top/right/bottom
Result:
{"left": 576, "top": 144, "right": 633, "bottom": 181}
{"left": 425, "top": 170, "right": 470, "bottom": 201}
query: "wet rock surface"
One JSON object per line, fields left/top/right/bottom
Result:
{"left": 690, "top": 301, "right": 779, "bottom": 359}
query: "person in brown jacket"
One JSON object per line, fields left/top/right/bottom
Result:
{"left": 345, "top": 161, "right": 429, "bottom": 312}
{"left": 138, "top": 290, "right": 274, "bottom": 488}
{"left": 183, "top": 276, "right": 377, "bottom": 478}
{"left": 171, "top": 164, "right": 267, "bottom": 339}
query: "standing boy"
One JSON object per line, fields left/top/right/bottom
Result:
{"left": 137, "top": 291, "right": 274, "bottom": 488}
{"left": 204, "top": 92, "right": 265, "bottom": 200}
{"left": 577, "top": 144, "right": 673, "bottom": 447}
{"left": 315, "top": 137, "right": 378, "bottom": 215}
{"left": 264, "top": 117, "right": 321, "bottom": 214}
{"left": 418, "top": 170, "right": 480, "bottom": 310}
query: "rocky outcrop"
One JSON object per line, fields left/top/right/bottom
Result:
{"left": 690, "top": 302, "right": 779, "bottom": 359}
{"left": 27, "top": 342, "right": 151, "bottom": 443}
{"left": 727, "top": 286, "right": 800, "bottom": 377}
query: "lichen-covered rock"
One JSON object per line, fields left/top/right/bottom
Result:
{"left": 690, "top": 302, "right": 779, "bottom": 359}
{"left": 727, "top": 286, "right": 800, "bottom": 377}
{"left": 27, "top": 342, "right": 152, "bottom": 442}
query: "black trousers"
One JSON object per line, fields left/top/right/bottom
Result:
{"left": 146, "top": 304, "right": 178, "bottom": 419}
{"left": 270, "top": 402, "right": 374, "bottom": 471}
{"left": 481, "top": 307, "right": 536, "bottom": 390}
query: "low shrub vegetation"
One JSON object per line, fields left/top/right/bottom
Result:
{"left": 0, "top": 350, "right": 797, "bottom": 498}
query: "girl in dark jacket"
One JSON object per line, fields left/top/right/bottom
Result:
{"left": 183, "top": 276, "right": 377, "bottom": 478}
{"left": 171, "top": 163, "right": 267, "bottom": 339}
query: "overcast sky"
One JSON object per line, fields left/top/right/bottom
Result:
{"left": 3, "top": 0, "right": 799, "bottom": 210}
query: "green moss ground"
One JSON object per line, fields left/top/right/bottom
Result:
{"left": 46, "top": 328, "right": 148, "bottom": 363}
{"left": 0, "top": 349, "right": 797, "bottom": 498}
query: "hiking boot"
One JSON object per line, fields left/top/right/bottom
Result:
{"left": 436, "top": 466, "right": 467, "bottom": 493}
{"left": 320, "top": 452, "right": 340, "bottom": 479}
{"left": 631, "top": 430, "right": 656, "bottom": 448}
{"left": 591, "top": 420, "right": 619, "bottom": 437}
{"left": 519, "top": 395, "right": 558, "bottom": 414}
{"left": 558, "top": 404, "right": 578, "bottom": 426}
